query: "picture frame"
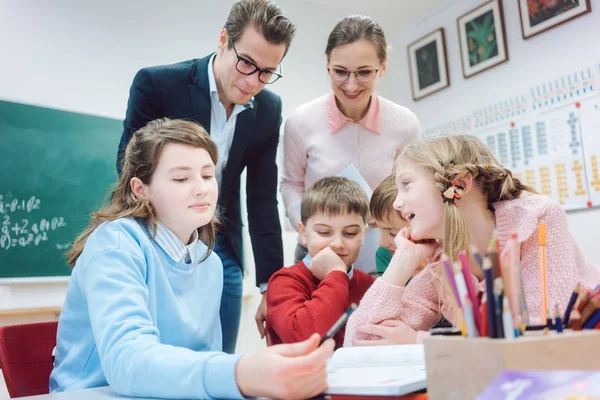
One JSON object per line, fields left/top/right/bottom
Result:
{"left": 518, "top": 0, "right": 591, "bottom": 40}
{"left": 407, "top": 28, "right": 450, "bottom": 101}
{"left": 457, "top": 0, "right": 509, "bottom": 79}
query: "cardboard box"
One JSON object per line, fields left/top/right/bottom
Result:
{"left": 423, "top": 330, "right": 600, "bottom": 399}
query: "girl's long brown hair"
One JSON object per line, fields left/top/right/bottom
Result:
{"left": 67, "top": 118, "right": 219, "bottom": 266}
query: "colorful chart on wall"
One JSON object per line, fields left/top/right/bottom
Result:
{"left": 425, "top": 63, "right": 600, "bottom": 211}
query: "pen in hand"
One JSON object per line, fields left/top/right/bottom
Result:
{"left": 319, "top": 303, "right": 358, "bottom": 346}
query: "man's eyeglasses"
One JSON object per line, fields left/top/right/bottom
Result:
{"left": 230, "top": 40, "right": 283, "bottom": 84}
{"left": 328, "top": 67, "right": 379, "bottom": 83}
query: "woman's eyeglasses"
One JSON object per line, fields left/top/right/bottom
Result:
{"left": 327, "top": 67, "right": 379, "bottom": 83}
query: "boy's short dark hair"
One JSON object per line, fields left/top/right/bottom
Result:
{"left": 300, "top": 177, "right": 369, "bottom": 225}
{"left": 370, "top": 175, "right": 403, "bottom": 222}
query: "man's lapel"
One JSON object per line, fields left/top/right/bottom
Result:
{"left": 188, "top": 55, "right": 213, "bottom": 133}
{"left": 221, "top": 103, "right": 257, "bottom": 195}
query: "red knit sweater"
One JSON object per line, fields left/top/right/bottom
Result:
{"left": 266, "top": 261, "right": 375, "bottom": 349}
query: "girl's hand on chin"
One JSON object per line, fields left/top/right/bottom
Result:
{"left": 394, "top": 228, "right": 437, "bottom": 262}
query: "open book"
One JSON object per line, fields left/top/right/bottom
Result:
{"left": 326, "top": 345, "right": 427, "bottom": 396}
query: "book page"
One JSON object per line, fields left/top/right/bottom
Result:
{"left": 326, "top": 365, "right": 427, "bottom": 396}
{"left": 331, "top": 344, "right": 425, "bottom": 369}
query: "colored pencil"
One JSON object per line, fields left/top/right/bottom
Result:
{"left": 463, "top": 296, "right": 478, "bottom": 338}
{"left": 576, "top": 289, "right": 591, "bottom": 313}
{"left": 503, "top": 297, "right": 515, "bottom": 339}
{"left": 538, "top": 223, "right": 548, "bottom": 326}
{"left": 506, "top": 233, "right": 521, "bottom": 321}
{"left": 480, "top": 299, "right": 489, "bottom": 337}
{"left": 483, "top": 256, "right": 497, "bottom": 338}
{"left": 554, "top": 305, "right": 563, "bottom": 333}
{"left": 459, "top": 251, "right": 481, "bottom": 331}
{"left": 472, "top": 250, "right": 484, "bottom": 271}
{"left": 563, "top": 283, "right": 580, "bottom": 327}
{"left": 493, "top": 278, "right": 505, "bottom": 339}
{"left": 517, "top": 264, "right": 529, "bottom": 327}
{"left": 442, "top": 255, "right": 462, "bottom": 308}
{"left": 570, "top": 310, "right": 582, "bottom": 331}
{"left": 583, "top": 308, "right": 600, "bottom": 329}
{"left": 488, "top": 239, "right": 500, "bottom": 280}
{"left": 580, "top": 296, "right": 600, "bottom": 325}
{"left": 453, "top": 262, "right": 469, "bottom": 307}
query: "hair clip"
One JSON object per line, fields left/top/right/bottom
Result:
{"left": 442, "top": 180, "right": 464, "bottom": 204}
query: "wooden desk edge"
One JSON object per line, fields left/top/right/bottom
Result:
{"left": 0, "top": 307, "right": 62, "bottom": 316}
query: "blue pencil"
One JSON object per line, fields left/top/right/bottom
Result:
{"left": 554, "top": 305, "right": 563, "bottom": 333}
{"left": 470, "top": 247, "right": 484, "bottom": 271}
{"left": 483, "top": 257, "right": 496, "bottom": 338}
{"left": 583, "top": 308, "right": 600, "bottom": 330}
{"left": 563, "top": 283, "right": 580, "bottom": 327}
{"left": 494, "top": 279, "right": 505, "bottom": 339}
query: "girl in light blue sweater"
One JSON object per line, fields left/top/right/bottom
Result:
{"left": 50, "top": 118, "right": 334, "bottom": 399}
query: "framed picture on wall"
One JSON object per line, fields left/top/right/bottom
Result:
{"left": 457, "top": 0, "right": 508, "bottom": 79}
{"left": 407, "top": 28, "right": 450, "bottom": 101}
{"left": 518, "top": 0, "right": 591, "bottom": 39}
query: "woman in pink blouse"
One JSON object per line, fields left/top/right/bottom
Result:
{"left": 281, "top": 15, "right": 420, "bottom": 272}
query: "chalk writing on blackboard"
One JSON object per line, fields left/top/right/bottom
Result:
{"left": 0, "top": 194, "right": 67, "bottom": 251}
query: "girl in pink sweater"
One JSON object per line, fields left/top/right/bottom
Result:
{"left": 344, "top": 133, "right": 600, "bottom": 346}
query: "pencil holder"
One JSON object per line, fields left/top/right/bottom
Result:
{"left": 423, "top": 330, "right": 600, "bottom": 400}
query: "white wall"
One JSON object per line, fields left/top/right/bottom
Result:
{"left": 0, "top": 1, "right": 347, "bottom": 396}
{"left": 0, "top": 0, "right": 340, "bottom": 335}
{"left": 0, "top": 0, "right": 411, "bottom": 308}
{"left": 0, "top": 5, "right": 408, "bottom": 396}
{"left": 381, "top": 0, "right": 600, "bottom": 264}
{"left": 1, "top": 0, "right": 599, "bottom": 398}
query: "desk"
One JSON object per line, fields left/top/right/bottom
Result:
{"left": 14, "top": 387, "right": 138, "bottom": 399}
{"left": 15, "top": 387, "right": 428, "bottom": 400}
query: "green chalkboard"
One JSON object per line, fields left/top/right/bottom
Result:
{"left": 0, "top": 100, "right": 122, "bottom": 279}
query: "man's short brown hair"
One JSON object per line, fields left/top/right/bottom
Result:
{"left": 370, "top": 175, "right": 402, "bottom": 222}
{"left": 225, "top": 0, "right": 296, "bottom": 57}
{"left": 301, "top": 177, "right": 369, "bottom": 225}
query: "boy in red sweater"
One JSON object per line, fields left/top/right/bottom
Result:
{"left": 266, "top": 177, "right": 375, "bottom": 348}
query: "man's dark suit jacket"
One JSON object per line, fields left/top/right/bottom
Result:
{"left": 117, "top": 54, "right": 283, "bottom": 287}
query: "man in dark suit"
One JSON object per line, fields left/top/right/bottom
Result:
{"left": 116, "top": 0, "right": 295, "bottom": 353}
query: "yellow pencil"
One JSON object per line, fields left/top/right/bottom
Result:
{"left": 538, "top": 223, "right": 548, "bottom": 325}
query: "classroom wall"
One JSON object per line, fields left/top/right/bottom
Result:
{"left": 380, "top": 0, "right": 600, "bottom": 264}
{"left": 0, "top": 1, "right": 330, "bottom": 396}
{"left": 0, "top": 0, "right": 401, "bottom": 369}
{"left": 0, "top": 0, "right": 409, "bottom": 303}
{"left": 1, "top": 0, "right": 599, "bottom": 398}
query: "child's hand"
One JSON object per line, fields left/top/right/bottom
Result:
{"left": 394, "top": 227, "right": 437, "bottom": 262}
{"left": 382, "top": 228, "right": 438, "bottom": 286}
{"left": 235, "top": 333, "right": 334, "bottom": 400}
{"left": 352, "top": 319, "right": 417, "bottom": 346}
{"left": 309, "top": 247, "right": 347, "bottom": 281}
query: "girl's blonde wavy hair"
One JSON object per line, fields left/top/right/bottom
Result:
{"left": 399, "top": 134, "right": 538, "bottom": 325}
{"left": 397, "top": 133, "right": 536, "bottom": 262}
{"left": 66, "top": 118, "right": 219, "bottom": 266}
